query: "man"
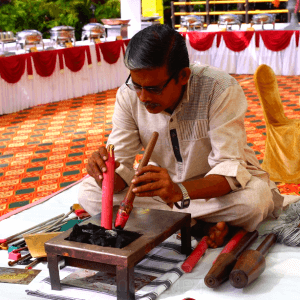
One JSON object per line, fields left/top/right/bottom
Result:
{"left": 78, "top": 24, "right": 283, "bottom": 248}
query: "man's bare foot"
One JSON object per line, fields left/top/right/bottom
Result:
{"left": 206, "top": 222, "right": 229, "bottom": 248}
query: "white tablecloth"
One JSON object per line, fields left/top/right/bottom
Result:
{"left": 0, "top": 40, "right": 129, "bottom": 115}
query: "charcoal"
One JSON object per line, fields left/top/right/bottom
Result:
{"left": 65, "top": 223, "right": 141, "bottom": 248}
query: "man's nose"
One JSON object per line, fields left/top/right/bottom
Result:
{"left": 137, "top": 88, "right": 151, "bottom": 102}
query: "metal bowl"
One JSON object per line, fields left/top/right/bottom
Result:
{"left": 252, "top": 14, "right": 275, "bottom": 24}
{"left": 16, "top": 30, "right": 43, "bottom": 45}
{"left": 101, "top": 19, "right": 130, "bottom": 26}
{"left": 218, "top": 14, "right": 241, "bottom": 25}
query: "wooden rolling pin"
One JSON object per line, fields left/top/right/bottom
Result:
{"left": 114, "top": 132, "right": 159, "bottom": 229}
{"left": 229, "top": 233, "right": 277, "bottom": 288}
{"left": 204, "top": 230, "right": 259, "bottom": 288}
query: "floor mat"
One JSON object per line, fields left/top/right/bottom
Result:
{"left": 0, "top": 74, "right": 299, "bottom": 217}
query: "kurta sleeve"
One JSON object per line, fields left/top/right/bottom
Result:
{"left": 107, "top": 85, "right": 143, "bottom": 187}
{"left": 204, "top": 83, "right": 253, "bottom": 190}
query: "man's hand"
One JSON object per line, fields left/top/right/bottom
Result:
{"left": 131, "top": 165, "right": 183, "bottom": 205}
{"left": 87, "top": 146, "right": 120, "bottom": 187}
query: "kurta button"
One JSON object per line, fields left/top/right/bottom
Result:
{"left": 170, "top": 118, "right": 173, "bottom": 122}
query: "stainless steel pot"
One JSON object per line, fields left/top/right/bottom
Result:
{"left": 218, "top": 14, "right": 241, "bottom": 30}
{"left": 0, "top": 32, "right": 16, "bottom": 52}
{"left": 16, "top": 30, "right": 44, "bottom": 50}
{"left": 50, "top": 26, "right": 75, "bottom": 47}
{"left": 81, "top": 23, "right": 106, "bottom": 42}
{"left": 251, "top": 14, "right": 275, "bottom": 30}
{"left": 180, "top": 15, "right": 204, "bottom": 31}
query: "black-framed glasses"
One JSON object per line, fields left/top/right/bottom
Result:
{"left": 125, "top": 71, "right": 178, "bottom": 95}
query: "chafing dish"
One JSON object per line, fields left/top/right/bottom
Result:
{"left": 101, "top": 19, "right": 130, "bottom": 26}
{"left": 81, "top": 23, "right": 106, "bottom": 42}
{"left": 180, "top": 15, "right": 205, "bottom": 31}
{"left": 0, "top": 31, "right": 16, "bottom": 52}
{"left": 16, "top": 30, "right": 44, "bottom": 51}
{"left": 50, "top": 26, "right": 75, "bottom": 48}
{"left": 101, "top": 19, "right": 130, "bottom": 39}
{"left": 218, "top": 14, "right": 242, "bottom": 30}
{"left": 251, "top": 14, "right": 275, "bottom": 30}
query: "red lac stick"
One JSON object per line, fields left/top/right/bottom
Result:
{"left": 101, "top": 144, "right": 115, "bottom": 230}
{"left": 213, "top": 229, "right": 247, "bottom": 264}
{"left": 114, "top": 132, "right": 159, "bottom": 229}
{"left": 181, "top": 236, "right": 208, "bottom": 273}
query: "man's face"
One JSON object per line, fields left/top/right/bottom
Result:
{"left": 130, "top": 66, "right": 190, "bottom": 114}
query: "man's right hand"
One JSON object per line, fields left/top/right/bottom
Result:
{"left": 86, "top": 146, "right": 120, "bottom": 187}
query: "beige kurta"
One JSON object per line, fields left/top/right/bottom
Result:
{"left": 78, "top": 64, "right": 284, "bottom": 231}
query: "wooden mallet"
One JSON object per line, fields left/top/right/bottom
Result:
{"left": 229, "top": 233, "right": 277, "bottom": 288}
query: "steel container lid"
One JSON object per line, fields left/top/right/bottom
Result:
{"left": 82, "top": 23, "right": 105, "bottom": 31}
{"left": 219, "top": 14, "right": 240, "bottom": 23}
{"left": 16, "top": 30, "right": 43, "bottom": 39}
{"left": 252, "top": 14, "right": 275, "bottom": 23}
{"left": 50, "top": 26, "right": 75, "bottom": 32}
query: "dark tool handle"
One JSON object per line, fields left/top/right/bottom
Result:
{"left": 123, "top": 131, "right": 159, "bottom": 204}
{"left": 256, "top": 233, "right": 277, "bottom": 256}
{"left": 114, "top": 132, "right": 159, "bottom": 229}
{"left": 231, "top": 230, "right": 259, "bottom": 258}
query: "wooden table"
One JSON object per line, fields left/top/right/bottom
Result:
{"left": 45, "top": 205, "right": 191, "bottom": 300}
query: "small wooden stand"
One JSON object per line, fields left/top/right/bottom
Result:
{"left": 45, "top": 206, "right": 191, "bottom": 300}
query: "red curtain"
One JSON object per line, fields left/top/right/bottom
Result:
{"left": 0, "top": 54, "right": 27, "bottom": 84}
{"left": 30, "top": 50, "right": 58, "bottom": 77}
{"left": 63, "top": 45, "right": 91, "bottom": 72}
{"left": 256, "top": 31, "right": 296, "bottom": 51}
{"left": 187, "top": 32, "right": 217, "bottom": 51}
{"left": 98, "top": 40, "right": 124, "bottom": 64}
{"left": 220, "top": 31, "right": 254, "bottom": 52}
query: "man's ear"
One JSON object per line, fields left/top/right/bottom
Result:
{"left": 179, "top": 67, "right": 191, "bottom": 85}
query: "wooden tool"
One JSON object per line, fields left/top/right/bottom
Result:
{"left": 229, "top": 233, "right": 277, "bottom": 288}
{"left": 181, "top": 236, "right": 208, "bottom": 273}
{"left": 114, "top": 132, "right": 159, "bottom": 229}
{"left": 101, "top": 144, "right": 115, "bottom": 230}
{"left": 204, "top": 230, "right": 259, "bottom": 288}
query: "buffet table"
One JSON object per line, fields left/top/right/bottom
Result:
{"left": 1, "top": 30, "right": 300, "bottom": 115}
{"left": 183, "top": 30, "right": 300, "bottom": 76}
{"left": 0, "top": 39, "right": 130, "bottom": 115}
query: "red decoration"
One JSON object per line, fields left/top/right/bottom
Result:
{"left": 63, "top": 46, "right": 92, "bottom": 72}
{"left": 0, "top": 54, "right": 27, "bottom": 83}
{"left": 257, "top": 31, "right": 296, "bottom": 51}
{"left": 220, "top": 31, "right": 254, "bottom": 52}
{"left": 31, "top": 50, "right": 58, "bottom": 77}
{"left": 187, "top": 32, "right": 216, "bottom": 51}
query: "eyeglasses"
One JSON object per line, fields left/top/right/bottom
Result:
{"left": 125, "top": 72, "right": 177, "bottom": 95}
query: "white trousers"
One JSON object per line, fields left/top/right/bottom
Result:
{"left": 78, "top": 175, "right": 283, "bottom": 232}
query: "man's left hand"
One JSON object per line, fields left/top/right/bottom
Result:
{"left": 131, "top": 165, "right": 183, "bottom": 205}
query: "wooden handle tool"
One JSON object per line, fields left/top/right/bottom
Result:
{"left": 229, "top": 233, "right": 277, "bottom": 288}
{"left": 204, "top": 230, "right": 259, "bottom": 288}
{"left": 114, "top": 132, "right": 159, "bottom": 229}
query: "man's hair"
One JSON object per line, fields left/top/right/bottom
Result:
{"left": 124, "top": 24, "right": 189, "bottom": 81}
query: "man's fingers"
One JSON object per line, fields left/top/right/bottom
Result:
{"left": 135, "top": 165, "right": 161, "bottom": 175}
{"left": 91, "top": 150, "right": 107, "bottom": 174}
{"left": 131, "top": 173, "right": 162, "bottom": 185}
{"left": 132, "top": 182, "right": 161, "bottom": 193}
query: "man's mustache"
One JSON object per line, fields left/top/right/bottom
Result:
{"left": 140, "top": 101, "right": 161, "bottom": 108}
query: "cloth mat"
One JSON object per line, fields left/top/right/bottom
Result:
{"left": 1, "top": 180, "right": 300, "bottom": 300}
{"left": 25, "top": 234, "right": 198, "bottom": 300}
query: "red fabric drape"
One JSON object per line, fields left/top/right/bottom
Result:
{"left": 62, "top": 46, "right": 89, "bottom": 72}
{"left": 30, "top": 50, "right": 58, "bottom": 77}
{"left": 123, "top": 39, "right": 130, "bottom": 46}
{"left": 256, "top": 30, "right": 296, "bottom": 51}
{"left": 99, "top": 40, "right": 124, "bottom": 64}
{"left": 0, "top": 54, "right": 27, "bottom": 83}
{"left": 221, "top": 31, "right": 254, "bottom": 52}
{"left": 26, "top": 54, "right": 33, "bottom": 77}
{"left": 187, "top": 32, "right": 217, "bottom": 51}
